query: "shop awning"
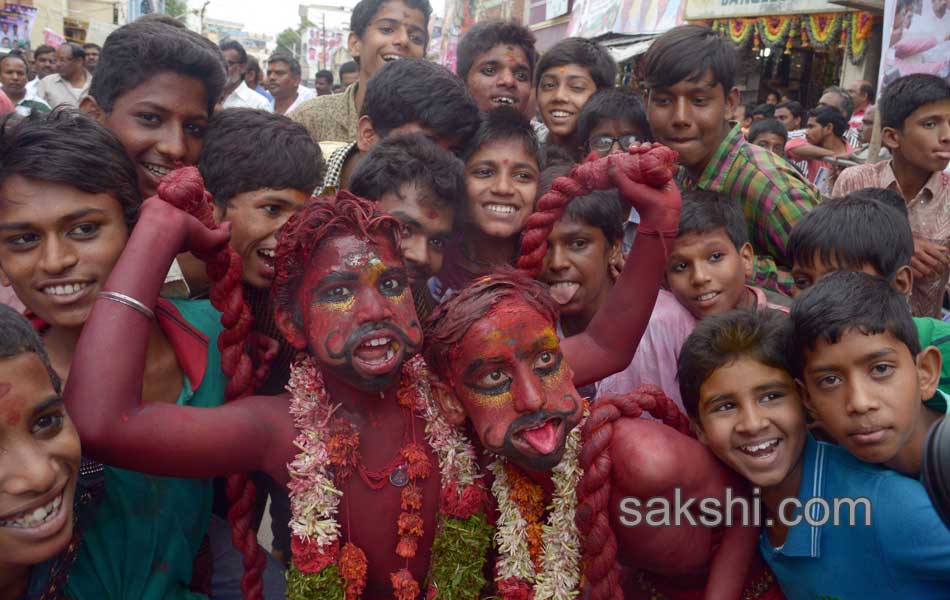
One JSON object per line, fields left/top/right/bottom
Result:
{"left": 593, "top": 33, "right": 658, "bottom": 63}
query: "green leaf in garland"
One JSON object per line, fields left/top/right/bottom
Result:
{"left": 427, "top": 514, "right": 495, "bottom": 599}
{"left": 287, "top": 564, "right": 346, "bottom": 600}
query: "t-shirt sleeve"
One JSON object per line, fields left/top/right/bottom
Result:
{"left": 784, "top": 136, "right": 809, "bottom": 158}
{"left": 872, "top": 472, "right": 950, "bottom": 581}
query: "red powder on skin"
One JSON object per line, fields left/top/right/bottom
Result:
{"left": 425, "top": 210, "right": 439, "bottom": 221}
{"left": 0, "top": 384, "right": 18, "bottom": 425}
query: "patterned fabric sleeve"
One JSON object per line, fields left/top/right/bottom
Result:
{"left": 753, "top": 184, "right": 820, "bottom": 295}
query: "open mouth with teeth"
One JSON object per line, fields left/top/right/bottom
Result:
{"left": 351, "top": 333, "right": 403, "bottom": 375}
{"left": 738, "top": 438, "right": 780, "bottom": 459}
{"left": 143, "top": 163, "right": 172, "bottom": 180}
{"left": 548, "top": 281, "right": 580, "bottom": 305}
{"left": 548, "top": 110, "right": 573, "bottom": 120}
{"left": 256, "top": 247, "right": 276, "bottom": 271}
{"left": 42, "top": 282, "right": 90, "bottom": 297}
{"left": 382, "top": 54, "right": 403, "bottom": 62}
{"left": 515, "top": 417, "right": 563, "bottom": 455}
{"left": 483, "top": 203, "right": 519, "bottom": 217}
{"left": 694, "top": 291, "right": 720, "bottom": 304}
{"left": 0, "top": 491, "right": 64, "bottom": 529}
{"left": 491, "top": 96, "right": 517, "bottom": 106}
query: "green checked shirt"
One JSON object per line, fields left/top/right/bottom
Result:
{"left": 681, "top": 125, "right": 821, "bottom": 296}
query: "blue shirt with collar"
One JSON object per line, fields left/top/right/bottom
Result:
{"left": 760, "top": 434, "right": 950, "bottom": 600}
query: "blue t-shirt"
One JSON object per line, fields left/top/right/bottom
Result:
{"left": 760, "top": 434, "right": 950, "bottom": 600}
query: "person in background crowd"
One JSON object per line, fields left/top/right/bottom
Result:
{"left": 219, "top": 40, "right": 272, "bottom": 112}
{"left": 750, "top": 102, "right": 774, "bottom": 122}
{"left": 775, "top": 100, "right": 805, "bottom": 133}
{"left": 847, "top": 79, "right": 874, "bottom": 130}
{"left": 0, "top": 51, "right": 50, "bottom": 116}
{"left": 747, "top": 118, "right": 787, "bottom": 159}
{"left": 815, "top": 84, "right": 859, "bottom": 146}
{"left": 314, "top": 69, "right": 333, "bottom": 95}
{"left": 0, "top": 87, "right": 11, "bottom": 115}
{"left": 245, "top": 56, "right": 275, "bottom": 105}
{"left": 765, "top": 89, "right": 779, "bottom": 105}
{"left": 456, "top": 20, "right": 538, "bottom": 121}
{"left": 644, "top": 24, "right": 819, "bottom": 296}
{"left": 37, "top": 42, "right": 90, "bottom": 109}
{"left": 339, "top": 59, "right": 359, "bottom": 87}
{"left": 267, "top": 52, "right": 307, "bottom": 115}
{"left": 780, "top": 91, "right": 796, "bottom": 103}
{"left": 832, "top": 74, "right": 950, "bottom": 319}
{"left": 734, "top": 102, "right": 754, "bottom": 135}
{"left": 850, "top": 105, "right": 890, "bottom": 162}
{"left": 535, "top": 36, "right": 616, "bottom": 160}
{"left": 82, "top": 43, "right": 100, "bottom": 73}
{"left": 290, "top": 0, "right": 432, "bottom": 143}
{"left": 786, "top": 105, "right": 852, "bottom": 196}
{"left": 31, "top": 45, "right": 57, "bottom": 86}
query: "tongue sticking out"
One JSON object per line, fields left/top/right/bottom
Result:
{"left": 548, "top": 283, "right": 580, "bottom": 305}
{"left": 520, "top": 420, "right": 559, "bottom": 454}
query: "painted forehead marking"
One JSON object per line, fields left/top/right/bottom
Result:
{"left": 343, "top": 250, "right": 383, "bottom": 270}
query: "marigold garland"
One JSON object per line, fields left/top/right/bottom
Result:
{"left": 285, "top": 355, "right": 493, "bottom": 599}
{"left": 803, "top": 13, "right": 842, "bottom": 49}
{"left": 846, "top": 12, "right": 875, "bottom": 64}
{"left": 756, "top": 16, "right": 794, "bottom": 50}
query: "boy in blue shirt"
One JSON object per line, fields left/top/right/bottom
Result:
{"left": 679, "top": 307, "right": 950, "bottom": 599}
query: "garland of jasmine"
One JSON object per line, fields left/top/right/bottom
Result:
{"left": 285, "top": 354, "right": 493, "bottom": 600}
{"left": 488, "top": 415, "right": 585, "bottom": 600}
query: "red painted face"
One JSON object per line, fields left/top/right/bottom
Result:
{"left": 289, "top": 233, "right": 423, "bottom": 391}
{"left": 446, "top": 297, "right": 583, "bottom": 472}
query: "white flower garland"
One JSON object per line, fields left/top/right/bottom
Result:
{"left": 488, "top": 418, "right": 585, "bottom": 600}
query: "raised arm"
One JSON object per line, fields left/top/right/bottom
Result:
{"left": 64, "top": 195, "right": 295, "bottom": 482}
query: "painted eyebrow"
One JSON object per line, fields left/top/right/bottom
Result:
{"left": 0, "top": 207, "right": 107, "bottom": 232}
{"left": 462, "top": 357, "right": 511, "bottom": 380}
{"left": 310, "top": 271, "right": 359, "bottom": 294}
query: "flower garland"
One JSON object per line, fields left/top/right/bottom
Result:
{"left": 756, "top": 16, "right": 794, "bottom": 50}
{"left": 285, "top": 355, "right": 493, "bottom": 600}
{"left": 846, "top": 12, "right": 875, "bottom": 64}
{"left": 803, "top": 13, "right": 843, "bottom": 50}
{"left": 488, "top": 417, "right": 584, "bottom": 600}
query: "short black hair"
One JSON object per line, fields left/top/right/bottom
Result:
{"left": 879, "top": 74, "right": 950, "bottom": 130}
{"left": 246, "top": 55, "right": 263, "bottom": 78}
{"left": 339, "top": 61, "right": 358, "bottom": 78}
{"left": 82, "top": 42, "right": 101, "bottom": 52}
{"left": 315, "top": 69, "right": 333, "bottom": 83}
{"left": 535, "top": 37, "right": 615, "bottom": 90}
{"left": 456, "top": 20, "right": 538, "bottom": 82}
{"left": 0, "top": 304, "right": 61, "bottom": 393}
{"left": 0, "top": 109, "right": 140, "bottom": 227}
{"left": 60, "top": 42, "right": 85, "bottom": 60}
{"left": 644, "top": 24, "right": 736, "bottom": 94}
{"left": 90, "top": 18, "right": 226, "bottom": 116}
{"left": 362, "top": 58, "right": 480, "bottom": 143}
{"left": 219, "top": 39, "right": 247, "bottom": 63}
{"left": 34, "top": 44, "right": 55, "bottom": 59}
{"left": 678, "top": 309, "right": 788, "bottom": 421}
{"left": 0, "top": 50, "right": 26, "bottom": 70}
{"left": 351, "top": 0, "right": 432, "bottom": 41}
{"left": 747, "top": 118, "right": 788, "bottom": 144}
{"left": 678, "top": 189, "right": 748, "bottom": 249}
{"left": 809, "top": 105, "right": 849, "bottom": 138}
{"left": 349, "top": 132, "right": 465, "bottom": 212}
{"left": 821, "top": 85, "right": 854, "bottom": 119}
{"left": 857, "top": 187, "right": 907, "bottom": 217}
{"left": 775, "top": 100, "right": 805, "bottom": 123}
{"left": 268, "top": 52, "right": 301, "bottom": 77}
{"left": 751, "top": 103, "right": 774, "bottom": 119}
{"left": 788, "top": 190, "right": 913, "bottom": 282}
{"left": 463, "top": 105, "right": 541, "bottom": 168}
{"left": 576, "top": 88, "right": 651, "bottom": 147}
{"left": 859, "top": 81, "right": 875, "bottom": 104}
{"left": 787, "top": 271, "right": 920, "bottom": 379}
{"left": 565, "top": 189, "right": 625, "bottom": 246}
{"left": 198, "top": 108, "right": 323, "bottom": 209}
{"left": 737, "top": 102, "right": 755, "bottom": 120}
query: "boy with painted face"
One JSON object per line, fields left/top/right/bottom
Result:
{"left": 789, "top": 271, "right": 949, "bottom": 479}
{"left": 0, "top": 304, "right": 93, "bottom": 600}
{"left": 535, "top": 37, "right": 616, "bottom": 159}
{"left": 644, "top": 25, "right": 818, "bottom": 296}
{"left": 290, "top": 0, "right": 432, "bottom": 143}
{"left": 681, "top": 307, "right": 950, "bottom": 600}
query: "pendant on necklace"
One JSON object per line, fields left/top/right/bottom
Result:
{"left": 389, "top": 464, "right": 409, "bottom": 487}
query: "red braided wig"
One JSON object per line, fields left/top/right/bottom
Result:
{"left": 516, "top": 145, "right": 678, "bottom": 278}
{"left": 157, "top": 167, "right": 265, "bottom": 600}
{"left": 576, "top": 386, "right": 693, "bottom": 600}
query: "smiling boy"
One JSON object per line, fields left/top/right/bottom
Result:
{"left": 644, "top": 25, "right": 819, "bottom": 296}
{"left": 680, "top": 308, "right": 950, "bottom": 600}
{"left": 456, "top": 20, "right": 537, "bottom": 118}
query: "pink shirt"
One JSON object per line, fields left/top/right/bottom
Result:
{"left": 833, "top": 160, "right": 950, "bottom": 318}
{"left": 786, "top": 136, "right": 853, "bottom": 197}
{"left": 595, "top": 286, "right": 788, "bottom": 416}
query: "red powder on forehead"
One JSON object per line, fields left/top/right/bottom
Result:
{"left": 0, "top": 382, "right": 10, "bottom": 400}
{"left": 425, "top": 210, "right": 439, "bottom": 221}
{"left": 5, "top": 410, "right": 19, "bottom": 426}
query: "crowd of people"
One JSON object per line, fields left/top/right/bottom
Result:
{"left": 1, "top": 3, "right": 949, "bottom": 600}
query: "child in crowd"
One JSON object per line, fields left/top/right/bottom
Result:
{"left": 832, "top": 74, "right": 950, "bottom": 319}
{"left": 787, "top": 188, "right": 950, "bottom": 404}
{"left": 534, "top": 37, "right": 615, "bottom": 158}
{"left": 428, "top": 106, "right": 541, "bottom": 302}
{"left": 747, "top": 118, "right": 787, "bottom": 160}
{"left": 455, "top": 20, "right": 537, "bottom": 120}
{"left": 643, "top": 24, "right": 818, "bottom": 296}
{"left": 321, "top": 57, "right": 480, "bottom": 194}
{"left": 597, "top": 191, "right": 787, "bottom": 411}
{"left": 0, "top": 110, "right": 235, "bottom": 600}
{"left": 785, "top": 105, "right": 852, "bottom": 196}
{"left": 679, "top": 308, "right": 950, "bottom": 600}
{"left": 789, "top": 271, "right": 948, "bottom": 480}
{"left": 0, "top": 304, "right": 98, "bottom": 600}
{"left": 750, "top": 103, "right": 774, "bottom": 122}
{"left": 575, "top": 87, "right": 652, "bottom": 253}
{"left": 734, "top": 102, "right": 754, "bottom": 134}
{"left": 290, "top": 0, "right": 432, "bottom": 143}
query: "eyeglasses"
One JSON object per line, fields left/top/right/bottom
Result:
{"left": 588, "top": 134, "right": 639, "bottom": 155}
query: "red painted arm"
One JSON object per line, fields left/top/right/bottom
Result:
{"left": 704, "top": 520, "right": 760, "bottom": 600}
{"left": 63, "top": 196, "right": 295, "bottom": 483}
{"left": 521, "top": 145, "right": 681, "bottom": 386}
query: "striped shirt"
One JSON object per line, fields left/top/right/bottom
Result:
{"left": 683, "top": 125, "right": 821, "bottom": 295}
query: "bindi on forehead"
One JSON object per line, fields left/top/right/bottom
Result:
{"left": 343, "top": 250, "right": 383, "bottom": 270}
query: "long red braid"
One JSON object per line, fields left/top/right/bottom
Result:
{"left": 516, "top": 145, "right": 678, "bottom": 278}
{"left": 157, "top": 167, "right": 267, "bottom": 600}
{"left": 575, "top": 387, "right": 693, "bottom": 600}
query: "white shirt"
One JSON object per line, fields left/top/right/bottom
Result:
{"left": 297, "top": 85, "right": 317, "bottom": 101}
{"left": 221, "top": 81, "right": 273, "bottom": 112}
{"left": 25, "top": 77, "right": 40, "bottom": 96}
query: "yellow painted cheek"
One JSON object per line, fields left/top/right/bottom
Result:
{"left": 466, "top": 388, "right": 514, "bottom": 409}
{"left": 324, "top": 296, "right": 356, "bottom": 313}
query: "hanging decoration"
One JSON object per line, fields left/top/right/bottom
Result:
{"left": 713, "top": 18, "right": 757, "bottom": 46}
{"left": 846, "top": 12, "right": 875, "bottom": 64}
{"left": 802, "top": 13, "right": 843, "bottom": 49}
{"left": 756, "top": 16, "right": 795, "bottom": 50}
